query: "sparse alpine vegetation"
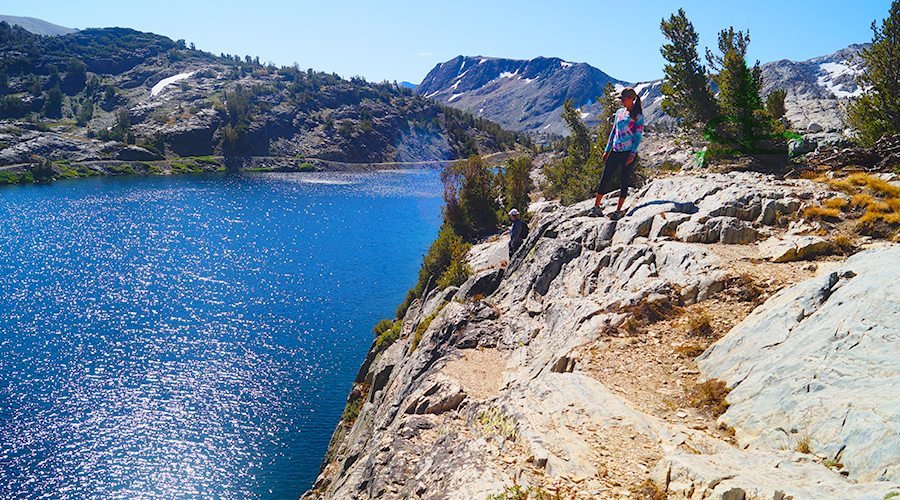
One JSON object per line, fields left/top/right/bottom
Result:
{"left": 0, "top": 21, "right": 533, "bottom": 183}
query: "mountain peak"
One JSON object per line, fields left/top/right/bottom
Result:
{"left": 415, "top": 55, "right": 626, "bottom": 137}
{"left": 0, "top": 15, "right": 77, "bottom": 36}
{"left": 417, "top": 45, "right": 867, "bottom": 137}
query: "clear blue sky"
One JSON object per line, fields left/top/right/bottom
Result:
{"left": 5, "top": 0, "right": 894, "bottom": 85}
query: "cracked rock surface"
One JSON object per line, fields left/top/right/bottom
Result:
{"left": 305, "top": 172, "right": 900, "bottom": 500}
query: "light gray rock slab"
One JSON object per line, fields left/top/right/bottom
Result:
{"left": 759, "top": 197, "right": 802, "bottom": 225}
{"left": 698, "top": 245, "right": 900, "bottom": 483}
{"left": 758, "top": 234, "right": 831, "bottom": 262}
{"left": 467, "top": 237, "right": 509, "bottom": 272}
{"left": 654, "top": 449, "right": 900, "bottom": 500}
{"left": 676, "top": 216, "right": 760, "bottom": 245}
{"left": 650, "top": 212, "right": 692, "bottom": 239}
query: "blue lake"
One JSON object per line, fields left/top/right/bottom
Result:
{"left": 0, "top": 170, "right": 444, "bottom": 499}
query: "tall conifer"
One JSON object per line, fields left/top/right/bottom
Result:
{"left": 846, "top": 0, "right": 900, "bottom": 146}
{"left": 659, "top": 9, "right": 717, "bottom": 125}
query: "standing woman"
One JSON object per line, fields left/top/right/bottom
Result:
{"left": 591, "top": 87, "right": 643, "bottom": 219}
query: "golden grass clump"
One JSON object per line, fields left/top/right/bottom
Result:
{"left": 823, "top": 197, "right": 849, "bottom": 211}
{"left": 851, "top": 193, "right": 875, "bottom": 209}
{"left": 827, "top": 178, "right": 856, "bottom": 194}
{"left": 842, "top": 173, "right": 900, "bottom": 197}
{"left": 868, "top": 201, "right": 891, "bottom": 214}
{"left": 846, "top": 172, "right": 873, "bottom": 185}
{"left": 803, "top": 205, "right": 842, "bottom": 220}
{"left": 865, "top": 178, "right": 900, "bottom": 198}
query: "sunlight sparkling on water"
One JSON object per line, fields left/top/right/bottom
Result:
{"left": 0, "top": 171, "right": 442, "bottom": 499}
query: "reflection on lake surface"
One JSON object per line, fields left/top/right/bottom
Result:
{"left": 0, "top": 170, "right": 442, "bottom": 499}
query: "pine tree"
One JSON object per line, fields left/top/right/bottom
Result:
{"left": 497, "top": 156, "right": 533, "bottom": 218}
{"left": 440, "top": 155, "right": 498, "bottom": 237}
{"left": 702, "top": 28, "right": 794, "bottom": 165}
{"left": 596, "top": 82, "right": 619, "bottom": 143}
{"left": 707, "top": 27, "right": 755, "bottom": 121}
{"left": 846, "top": 0, "right": 900, "bottom": 146}
{"left": 543, "top": 87, "right": 618, "bottom": 205}
{"left": 560, "top": 98, "right": 591, "bottom": 165}
{"left": 660, "top": 9, "right": 717, "bottom": 125}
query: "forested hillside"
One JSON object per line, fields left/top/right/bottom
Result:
{"left": 0, "top": 21, "right": 531, "bottom": 177}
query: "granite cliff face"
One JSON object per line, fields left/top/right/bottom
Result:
{"left": 306, "top": 171, "right": 900, "bottom": 500}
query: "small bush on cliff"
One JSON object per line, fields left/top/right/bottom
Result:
{"left": 397, "top": 224, "right": 467, "bottom": 319}
{"left": 436, "top": 241, "right": 472, "bottom": 289}
{"left": 410, "top": 304, "right": 446, "bottom": 353}
{"left": 342, "top": 397, "right": 363, "bottom": 423}
{"left": 373, "top": 320, "right": 402, "bottom": 354}
{"left": 341, "top": 383, "right": 370, "bottom": 424}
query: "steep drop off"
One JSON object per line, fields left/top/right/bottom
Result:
{"left": 305, "top": 171, "right": 900, "bottom": 500}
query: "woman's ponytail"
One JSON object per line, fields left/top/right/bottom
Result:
{"left": 619, "top": 87, "right": 643, "bottom": 121}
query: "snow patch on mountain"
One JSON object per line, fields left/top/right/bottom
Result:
{"left": 151, "top": 72, "right": 194, "bottom": 97}
{"left": 817, "top": 62, "right": 865, "bottom": 98}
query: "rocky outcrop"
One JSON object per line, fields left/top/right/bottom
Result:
{"left": 654, "top": 449, "right": 899, "bottom": 500}
{"left": 305, "top": 172, "right": 900, "bottom": 500}
{"left": 698, "top": 244, "right": 900, "bottom": 484}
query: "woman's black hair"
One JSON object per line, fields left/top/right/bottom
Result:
{"left": 622, "top": 88, "right": 642, "bottom": 121}
{"left": 630, "top": 92, "right": 643, "bottom": 121}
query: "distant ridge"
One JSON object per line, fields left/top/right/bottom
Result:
{"left": 0, "top": 15, "right": 77, "bottom": 36}
{"left": 415, "top": 55, "right": 631, "bottom": 137}
{"left": 417, "top": 45, "right": 868, "bottom": 137}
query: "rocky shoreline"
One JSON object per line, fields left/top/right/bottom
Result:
{"left": 304, "top": 170, "right": 900, "bottom": 500}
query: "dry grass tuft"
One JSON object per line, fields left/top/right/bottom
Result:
{"left": 823, "top": 197, "right": 849, "bottom": 211}
{"left": 827, "top": 178, "right": 856, "bottom": 194}
{"left": 851, "top": 193, "right": 875, "bottom": 209}
{"left": 803, "top": 205, "right": 842, "bottom": 220}
{"left": 686, "top": 311, "right": 714, "bottom": 338}
{"left": 794, "top": 431, "right": 812, "bottom": 454}
{"left": 631, "top": 479, "right": 667, "bottom": 500}
{"left": 690, "top": 379, "right": 731, "bottom": 417}
{"left": 622, "top": 296, "right": 683, "bottom": 334}
{"left": 675, "top": 342, "right": 707, "bottom": 358}
{"left": 831, "top": 233, "right": 858, "bottom": 254}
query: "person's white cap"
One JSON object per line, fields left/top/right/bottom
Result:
{"left": 509, "top": 208, "right": 519, "bottom": 216}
